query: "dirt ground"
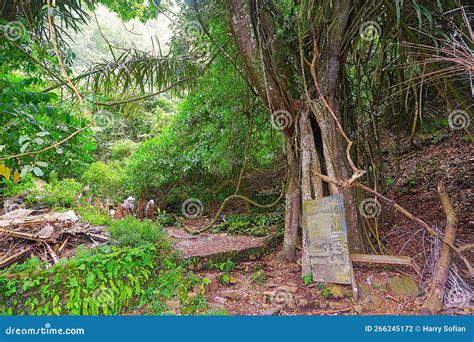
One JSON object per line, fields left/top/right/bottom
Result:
{"left": 198, "top": 248, "right": 426, "bottom": 316}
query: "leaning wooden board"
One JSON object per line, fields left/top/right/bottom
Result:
{"left": 303, "top": 194, "right": 352, "bottom": 284}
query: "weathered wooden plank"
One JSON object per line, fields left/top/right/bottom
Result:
{"left": 303, "top": 194, "right": 352, "bottom": 284}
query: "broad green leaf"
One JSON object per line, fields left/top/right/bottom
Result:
{"left": 36, "top": 161, "right": 48, "bottom": 167}
{"left": 18, "top": 135, "right": 30, "bottom": 145}
{"left": 20, "top": 142, "right": 30, "bottom": 153}
{"left": 32, "top": 167, "right": 44, "bottom": 177}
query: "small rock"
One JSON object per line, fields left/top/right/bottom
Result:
{"left": 388, "top": 276, "right": 420, "bottom": 297}
{"left": 248, "top": 254, "right": 257, "bottom": 261}
{"left": 222, "top": 291, "right": 242, "bottom": 300}
{"left": 364, "top": 295, "right": 384, "bottom": 310}
{"left": 261, "top": 307, "right": 281, "bottom": 316}
{"left": 165, "top": 300, "right": 180, "bottom": 309}
{"left": 328, "top": 301, "right": 350, "bottom": 310}
{"left": 297, "top": 298, "right": 309, "bottom": 306}
{"left": 278, "top": 286, "right": 298, "bottom": 293}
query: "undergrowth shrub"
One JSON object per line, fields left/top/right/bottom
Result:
{"left": 111, "top": 139, "right": 138, "bottom": 160}
{"left": 77, "top": 205, "right": 112, "bottom": 226}
{"left": 1, "top": 174, "right": 36, "bottom": 197}
{"left": 25, "top": 172, "right": 82, "bottom": 208}
{"left": 0, "top": 243, "right": 209, "bottom": 315}
{"left": 109, "top": 216, "right": 164, "bottom": 246}
{"left": 211, "top": 212, "right": 282, "bottom": 236}
{"left": 82, "top": 161, "right": 125, "bottom": 202}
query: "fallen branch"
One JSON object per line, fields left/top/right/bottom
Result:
{"left": 350, "top": 253, "right": 421, "bottom": 275}
{"left": 83, "top": 233, "right": 109, "bottom": 242}
{"left": 421, "top": 182, "right": 458, "bottom": 315}
{"left": 44, "top": 243, "right": 59, "bottom": 264}
{"left": 58, "top": 236, "right": 70, "bottom": 253}
{"left": 313, "top": 307, "right": 353, "bottom": 315}
{"left": 0, "top": 227, "right": 56, "bottom": 243}
{"left": 0, "top": 246, "right": 33, "bottom": 268}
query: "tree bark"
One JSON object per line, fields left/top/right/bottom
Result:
{"left": 421, "top": 182, "right": 458, "bottom": 315}
{"left": 300, "top": 111, "right": 315, "bottom": 274}
{"left": 311, "top": 0, "right": 365, "bottom": 253}
{"left": 283, "top": 142, "right": 300, "bottom": 261}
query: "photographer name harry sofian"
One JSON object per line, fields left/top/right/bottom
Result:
{"left": 423, "top": 325, "right": 466, "bottom": 333}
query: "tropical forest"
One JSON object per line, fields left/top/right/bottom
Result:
{"left": 0, "top": 0, "right": 472, "bottom": 317}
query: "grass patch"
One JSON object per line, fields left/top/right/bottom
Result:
{"left": 109, "top": 216, "right": 164, "bottom": 246}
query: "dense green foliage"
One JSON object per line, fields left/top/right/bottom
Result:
{"left": 0, "top": 243, "right": 209, "bottom": 315}
{"left": 0, "top": 75, "right": 95, "bottom": 179}
{"left": 1, "top": 0, "right": 471, "bottom": 318}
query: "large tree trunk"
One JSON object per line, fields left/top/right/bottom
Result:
{"left": 283, "top": 142, "right": 300, "bottom": 261}
{"left": 224, "top": 0, "right": 365, "bottom": 262}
